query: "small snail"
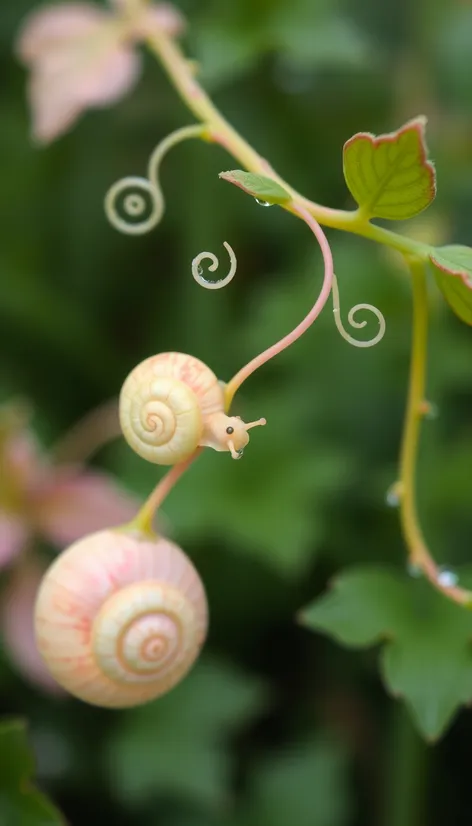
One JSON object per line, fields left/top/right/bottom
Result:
{"left": 119, "top": 351, "right": 266, "bottom": 465}
{"left": 34, "top": 528, "right": 207, "bottom": 707}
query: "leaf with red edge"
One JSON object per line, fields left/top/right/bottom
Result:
{"left": 430, "top": 245, "right": 472, "bottom": 326}
{"left": 343, "top": 117, "right": 436, "bottom": 220}
{"left": 219, "top": 170, "right": 291, "bottom": 205}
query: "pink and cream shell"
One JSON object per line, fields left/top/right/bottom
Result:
{"left": 34, "top": 529, "right": 208, "bottom": 707}
{"left": 119, "top": 352, "right": 225, "bottom": 465}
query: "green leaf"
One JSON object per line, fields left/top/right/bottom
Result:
{"left": 219, "top": 171, "right": 292, "bottom": 205}
{"left": 343, "top": 117, "right": 436, "bottom": 220}
{"left": 242, "top": 737, "right": 351, "bottom": 826}
{"left": 300, "top": 566, "right": 472, "bottom": 740}
{"left": 106, "top": 658, "right": 267, "bottom": 809}
{"left": 0, "top": 719, "right": 65, "bottom": 826}
{"left": 429, "top": 245, "right": 472, "bottom": 325}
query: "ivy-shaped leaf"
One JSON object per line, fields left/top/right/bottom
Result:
{"left": 0, "top": 719, "right": 65, "bottom": 826}
{"left": 300, "top": 566, "right": 472, "bottom": 741}
{"left": 429, "top": 245, "right": 472, "bottom": 326}
{"left": 106, "top": 657, "right": 267, "bottom": 809}
{"left": 343, "top": 117, "right": 436, "bottom": 220}
{"left": 219, "top": 170, "right": 292, "bottom": 205}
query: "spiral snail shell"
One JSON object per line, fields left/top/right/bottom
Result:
{"left": 34, "top": 529, "right": 208, "bottom": 707}
{"left": 120, "top": 352, "right": 266, "bottom": 465}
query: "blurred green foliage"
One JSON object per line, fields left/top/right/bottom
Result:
{"left": 1, "top": 0, "right": 472, "bottom": 824}
{"left": 0, "top": 719, "right": 64, "bottom": 824}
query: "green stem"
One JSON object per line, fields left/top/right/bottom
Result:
{"left": 399, "top": 258, "right": 472, "bottom": 606}
{"left": 384, "top": 704, "right": 429, "bottom": 826}
{"left": 145, "top": 31, "right": 429, "bottom": 258}
{"left": 139, "top": 27, "right": 472, "bottom": 610}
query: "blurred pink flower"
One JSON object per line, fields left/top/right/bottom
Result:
{"left": 0, "top": 404, "right": 139, "bottom": 694}
{"left": 1, "top": 559, "right": 64, "bottom": 694}
{"left": 16, "top": 1, "right": 185, "bottom": 143}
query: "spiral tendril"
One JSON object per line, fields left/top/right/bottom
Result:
{"left": 331, "top": 273, "right": 386, "bottom": 348}
{"left": 191, "top": 241, "right": 237, "bottom": 289}
{"left": 104, "top": 124, "right": 205, "bottom": 235}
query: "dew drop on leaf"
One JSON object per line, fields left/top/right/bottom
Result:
{"left": 255, "top": 198, "right": 271, "bottom": 207}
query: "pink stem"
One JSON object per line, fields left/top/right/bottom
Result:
{"left": 132, "top": 449, "right": 203, "bottom": 534}
{"left": 225, "top": 205, "right": 334, "bottom": 405}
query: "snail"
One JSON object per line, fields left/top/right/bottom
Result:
{"left": 119, "top": 351, "right": 266, "bottom": 465}
{"left": 34, "top": 528, "right": 208, "bottom": 707}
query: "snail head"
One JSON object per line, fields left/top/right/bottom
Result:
{"left": 200, "top": 412, "right": 266, "bottom": 459}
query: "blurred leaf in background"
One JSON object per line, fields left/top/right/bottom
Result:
{"left": 107, "top": 657, "right": 268, "bottom": 810}
{"left": 0, "top": 718, "right": 65, "bottom": 825}
{"left": 236, "top": 736, "right": 351, "bottom": 826}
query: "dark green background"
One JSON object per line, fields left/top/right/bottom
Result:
{"left": 1, "top": 0, "right": 472, "bottom": 824}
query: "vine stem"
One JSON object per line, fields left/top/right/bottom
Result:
{"left": 225, "top": 205, "right": 334, "bottom": 405}
{"left": 400, "top": 258, "right": 472, "bottom": 606}
{"left": 129, "top": 449, "right": 203, "bottom": 537}
{"left": 130, "top": 26, "right": 469, "bottom": 604}
{"left": 51, "top": 399, "right": 121, "bottom": 465}
{"left": 145, "top": 29, "right": 428, "bottom": 259}
{"left": 126, "top": 204, "right": 333, "bottom": 527}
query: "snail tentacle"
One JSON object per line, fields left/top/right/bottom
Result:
{"left": 332, "top": 273, "right": 386, "bottom": 348}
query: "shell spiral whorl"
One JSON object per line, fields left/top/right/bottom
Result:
{"left": 119, "top": 353, "right": 226, "bottom": 465}
{"left": 120, "top": 358, "right": 206, "bottom": 465}
{"left": 34, "top": 530, "right": 208, "bottom": 708}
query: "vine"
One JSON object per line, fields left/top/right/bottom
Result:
{"left": 99, "top": 6, "right": 472, "bottom": 609}
{"left": 14, "top": 0, "right": 472, "bottom": 724}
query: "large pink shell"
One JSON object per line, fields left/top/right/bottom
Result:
{"left": 34, "top": 529, "right": 208, "bottom": 707}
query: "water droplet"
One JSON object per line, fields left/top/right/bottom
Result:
{"left": 386, "top": 481, "right": 403, "bottom": 508}
{"left": 420, "top": 400, "right": 439, "bottom": 420}
{"left": 255, "top": 198, "right": 271, "bottom": 207}
{"left": 407, "top": 562, "right": 423, "bottom": 579}
{"left": 197, "top": 265, "right": 203, "bottom": 276}
{"left": 437, "top": 567, "right": 458, "bottom": 588}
